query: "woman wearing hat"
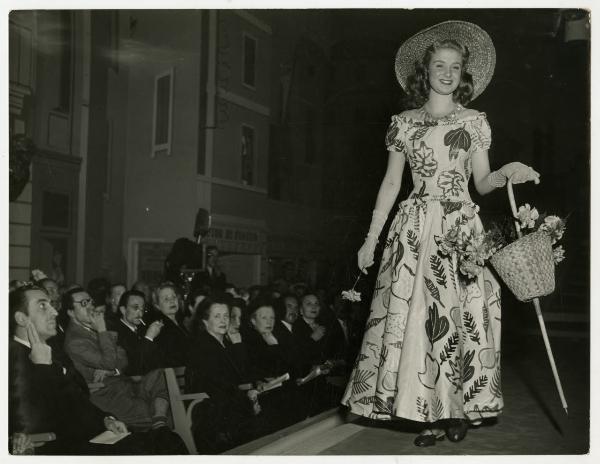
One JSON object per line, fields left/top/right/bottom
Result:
{"left": 341, "top": 21, "right": 540, "bottom": 447}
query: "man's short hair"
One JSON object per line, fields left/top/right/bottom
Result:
{"left": 61, "top": 286, "right": 86, "bottom": 312}
{"left": 9, "top": 284, "right": 45, "bottom": 335}
{"left": 118, "top": 289, "right": 146, "bottom": 309}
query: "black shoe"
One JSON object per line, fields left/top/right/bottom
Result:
{"left": 414, "top": 430, "right": 445, "bottom": 447}
{"left": 445, "top": 419, "right": 469, "bottom": 442}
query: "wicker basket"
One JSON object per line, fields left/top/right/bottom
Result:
{"left": 490, "top": 230, "right": 555, "bottom": 302}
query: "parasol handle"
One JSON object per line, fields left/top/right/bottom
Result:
{"left": 506, "top": 180, "right": 523, "bottom": 239}
{"left": 533, "top": 298, "right": 569, "bottom": 415}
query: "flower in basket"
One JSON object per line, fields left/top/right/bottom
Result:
{"left": 516, "top": 203, "right": 539, "bottom": 229}
{"left": 539, "top": 215, "right": 565, "bottom": 245}
{"left": 552, "top": 245, "right": 566, "bottom": 264}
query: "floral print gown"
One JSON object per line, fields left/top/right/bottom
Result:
{"left": 341, "top": 111, "right": 503, "bottom": 423}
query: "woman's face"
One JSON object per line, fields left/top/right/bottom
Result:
{"left": 157, "top": 287, "right": 179, "bottom": 316}
{"left": 203, "top": 303, "right": 230, "bottom": 336}
{"left": 427, "top": 47, "right": 462, "bottom": 97}
{"left": 229, "top": 306, "right": 242, "bottom": 333}
{"left": 300, "top": 294, "right": 320, "bottom": 320}
{"left": 251, "top": 306, "right": 275, "bottom": 334}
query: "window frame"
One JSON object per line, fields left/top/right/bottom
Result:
{"left": 151, "top": 67, "right": 174, "bottom": 158}
{"left": 241, "top": 33, "right": 258, "bottom": 90}
{"left": 240, "top": 123, "right": 257, "bottom": 186}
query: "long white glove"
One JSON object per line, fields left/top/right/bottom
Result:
{"left": 357, "top": 210, "right": 387, "bottom": 273}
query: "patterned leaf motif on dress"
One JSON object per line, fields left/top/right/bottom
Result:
{"left": 409, "top": 126, "right": 430, "bottom": 141}
{"left": 444, "top": 126, "right": 471, "bottom": 161}
{"left": 440, "top": 200, "right": 463, "bottom": 216}
{"left": 463, "top": 156, "right": 472, "bottom": 180}
{"left": 490, "top": 367, "right": 502, "bottom": 399}
{"left": 470, "top": 118, "right": 491, "bottom": 151}
{"left": 416, "top": 396, "right": 430, "bottom": 421}
{"left": 417, "top": 353, "right": 440, "bottom": 389}
{"left": 406, "top": 230, "right": 420, "bottom": 261}
{"left": 365, "top": 316, "right": 386, "bottom": 330}
{"left": 463, "top": 374, "right": 489, "bottom": 403}
{"left": 374, "top": 395, "right": 394, "bottom": 414}
{"left": 351, "top": 369, "right": 376, "bottom": 396}
{"left": 445, "top": 357, "right": 463, "bottom": 393}
{"left": 437, "top": 169, "right": 465, "bottom": 197}
{"left": 356, "top": 395, "right": 377, "bottom": 406}
{"left": 430, "top": 255, "right": 448, "bottom": 288}
{"left": 385, "top": 122, "right": 407, "bottom": 154}
{"left": 410, "top": 181, "right": 430, "bottom": 202}
{"left": 463, "top": 312, "right": 481, "bottom": 344}
{"left": 409, "top": 141, "right": 438, "bottom": 177}
{"left": 439, "top": 332, "right": 459, "bottom": 365}
{"left": 425, "top": 277, "right": 446, "bottom": 308}
{"left": 378, "top": 344, "right": 389, "bottom": 368}
{"left": 425, "top": 302, "right": 449, "bottom": 349}
{"left": 432, "top": 395, "right": 444, "bottom": 420}
{"left": 462, "top": 350, "right": 476, "bottom": 383}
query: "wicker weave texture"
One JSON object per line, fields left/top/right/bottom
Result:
{"left": 490, "top": 230, "right": 555, "bottom": 302}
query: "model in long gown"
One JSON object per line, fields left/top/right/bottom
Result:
{"left": 341, "top": 110, "right": 503, "bottom": 423}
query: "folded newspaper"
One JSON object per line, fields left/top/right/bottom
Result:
{"left": 296, "top": 364, "right": 331, "bottom": 386}
{"left": 259, "top": 373, "right": 290, "bottom": 393}
{"left": 89, "top": 430, "right": 131, "bottom": 445}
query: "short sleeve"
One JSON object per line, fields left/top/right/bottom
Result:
{"left": 385, "top": 115, "right": 407, "bottom": 154}
{"left": 471, "top": 114, "right": 492, "bottom": 151}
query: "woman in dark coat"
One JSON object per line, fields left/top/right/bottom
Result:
{"left": 146, "top": 282, "right": 191, "bottom": 368}
{"left": 185, "top": 296, "right": 262, "bottom": 453}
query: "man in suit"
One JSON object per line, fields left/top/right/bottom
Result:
{"left": 9, "top": 285, "right": 186, "bottom": 455}
{"left": 191, "top": 245, "right": 227, "bottom": 292}
{"left": 114, "top": 290, "right": 165, "bottom": 376}
{"left": 63, "top": 287, "right": 170, "bottom": 430}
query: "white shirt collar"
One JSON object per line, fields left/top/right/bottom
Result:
{"left": 281, "top": 320, "right": 293, "bottom": 332}
{"left": 13, "top": 335, "right": 31, "bottom": 348}
{"left": 120, "top": 318, "right": 138, "bottom": 333}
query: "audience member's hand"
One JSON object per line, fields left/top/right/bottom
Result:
{"left": 247, "top": 389, "right": 261, "bottom": 415}
{"left": 93, "top": 369, "right": 113, "bottom": 383}
{"left": 27, "top": 323, "right": 52, "bottom": 365}
{"left": 228, "top": 332, "right": 242, "bottom": 344}
{"left": 11, "top": 433, "right": 34, "bottom": 455}
{"left": 89, "top": 310, "right": 107, "bottom": 333}
{"left": 104, "top": 416, "right": 128, "bottom": 434}
{"left": 310, "top": 325, "right": 326, "bottom": 341}
{"left": 145, "top": 320, "right": 164, "bottom": 340}
{"left": 261, "top": 331, "right": 279, "bottom": 345}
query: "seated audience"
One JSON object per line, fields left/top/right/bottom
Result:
{"left": 132, "top": 280, "right": 153, "bottom": 304}
{"left": 105, "top": 282, "right": 127, "bottom": 329}
{"left": 114, "top": 290, "right": 165, "bottom": 376}
{"left": 9, "top": 285, "right": 186, "bottom": 455}
{"left": 63, "top": 287, "right": 170, "bottom": 430}
{"left": 273, "top": 294, "right": 302, "bottom": 378}
{"left": 244, "top": 297, "right": 302, "bottom": 428}
{"left": 146, "top": 282, "right": 191, "bottom": 368}
{"left": 182, "top": 287, "right": 207, "bottom": 333}
{"left": 186, "top": 296, "right": 262, "bottom": 453}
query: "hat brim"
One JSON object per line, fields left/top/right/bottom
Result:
{"left": 395, "top": 21, "right": 496, "bottom": 101}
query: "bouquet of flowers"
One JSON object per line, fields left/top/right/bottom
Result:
{"left": 436, "top": 203, "right": 566, "bottom": 282}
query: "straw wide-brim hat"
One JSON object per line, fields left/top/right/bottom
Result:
{"left": 395, "top": 20, "right": 496, "bottom": 100}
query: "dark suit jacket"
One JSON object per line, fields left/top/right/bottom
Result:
{"left": 273, "top": 321, "right": 303, "bottom": 378}
{"left": 292, "top": 317, "right": 328, "bottom": 375}
{"left": 114, "top": 320, "right": 165, "bottom": 376}
{"left": 9, "top": 340, "right": 106, "bottom": 442}
{"left": 148, "top": 313, "right": 191, "bottom": 368}
{"left": 243, "top": 328, "right": 291, "bottom": 381}
{"left": 185, "top": 331, "right": 246, "bottom": 403}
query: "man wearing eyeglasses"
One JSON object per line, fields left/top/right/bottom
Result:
{"left": 113, "top": 290, "right": 165, "bottom": 376}
{"left": 9, "top": 285, "right": 187, "bottom": 454}
{"left": 63, "top": 287, "right": 171, "bottom": 430}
